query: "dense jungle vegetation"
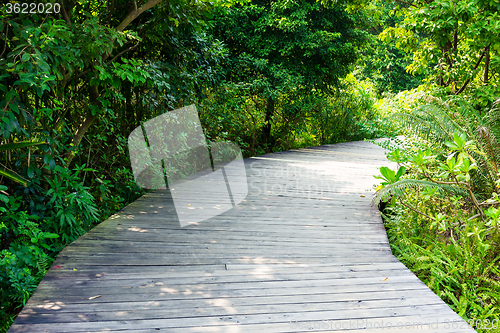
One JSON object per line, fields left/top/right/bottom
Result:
{"left": 0, "top": 0, "right": 499, "bottom": 331}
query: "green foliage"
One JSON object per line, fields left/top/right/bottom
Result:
{"left": 0, "top": 1, "right": 213, "bottom": 327}
{"left": 374, "top": 95, "right": 500, "bottom": 332}
{"left": 200, "top": 73, "right": 394, "bottom": 156}
{"left": 6, "top": 0, "right": 495, "bottom": 331}
{"left": 209, "top": 0, "right": 369, "bottom": 146}
{"left": 379, "top": 0, "right": 500, "bottom": 104}
{"left": 44, "top": 165, "right": 99, "bottom": 243}
{"left": 389, "top": 95, "right": 500, "bottom": 199}
{"left": 374, "top": 165, "right": 406, "bottom": 187}
{"left": 383, "top": 191, "right": 500, "bottom": 332}
{"left": 0, "top": 190, "right": 58, "bottom": 328}
{"left": 355, "top": 0, "right": 424, "bottom": 93}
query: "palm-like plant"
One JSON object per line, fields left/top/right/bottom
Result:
{"left": 391, "top": 96, "right": 500, "bottom": 201}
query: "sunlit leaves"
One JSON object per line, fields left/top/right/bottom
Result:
{"left": 374, "top": 165, "right": 406, "bottom": 188}
{"left": 380, "top": 0, "right": 500, "bottom": 101}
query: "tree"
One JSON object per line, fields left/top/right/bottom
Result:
{"left": 0, "top": 0, "right": 224, "bottom": 186}
{"left": 355, "top": 0, "right": 424, "bottom": 93}
{"left": 0, "top": 1, "right": 226, "bottom": 326}
{"left": 380, "top": 0, "right": 500, "bottom": 106}
{"left": 209, "top": 0, "right": 368, "bottom": 145}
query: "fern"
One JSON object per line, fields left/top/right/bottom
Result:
{"left": 372, "top": 178, "right": 467, "bottom": 206}
{"left": 390, "top": 96, "right": 500, "bottom": 200}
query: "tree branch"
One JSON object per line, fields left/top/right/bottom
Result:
{"left": 116, "top": 0, "right": 163, "bottom": 32}
{"left": 65, "top": 113, "right": 96, "bottom": 167}
{"left": 455, "top": 43, "right": 491, "bottom": 95}
{"left": 453, "top": 29, "right": 458, "bottom": 50}
{"left": 484, "top": 45, "right": 490, "bottom": 84}
{"left": 466, "top": 183, "right": 485, "bottom": 220}
{"left": 418, "top": 171, "right": 467, "bottom": 186}
{"left": 394, "top": 0, "right": 418, "bottom": 7}
{"left": 60, "top": 2, "right": 71, "bottom": 24}
{"left": 0, "top": 24, "right": 9, "bottom": 58}
{"left": 105, "top": 41, "right": 140, "bottom": 65}
{"left": 399, "top": 201, "right": 436, "bottom": 221}
{"left": 66, "top": 84, "right": 99, "bottom": 167}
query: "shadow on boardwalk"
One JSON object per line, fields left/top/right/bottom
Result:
{"left": 9, "top": 140, "right": 476, "bottom": 332}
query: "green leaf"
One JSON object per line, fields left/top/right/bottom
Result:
{"left": 395, "top": 166, "right": 406, "bottom": 181}
{"left": 0, "top": 169, "right": 27, "bottom": 186}
{"left": 43, "top": 155, "right": 56, "bottom": 171}
{"left": 27, "top": 166, "right": 35, "bottom": 179}
{"left": 49, "top": 158, "right": 56, "bottom": 171}
{"left": 9, "top": 102, "right": 19, "bottom": 114}
{"left": 0, "top": 195, "right": 8, "bottom": 204}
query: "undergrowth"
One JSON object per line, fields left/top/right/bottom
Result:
{"left": 372, "top": 96, "right": 500, "bottom": 332}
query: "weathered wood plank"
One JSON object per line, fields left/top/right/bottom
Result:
{"left": 9, "top": 304, "right": 466, "bottom": 332}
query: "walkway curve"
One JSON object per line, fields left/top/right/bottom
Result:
{"left": 9, "top": 140, "right": 476, "bottom": 332}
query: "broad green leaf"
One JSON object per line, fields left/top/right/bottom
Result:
{"left": 27, "top": 166, "right": 35, "bottom": 179}
{"left": 395, "top": 166, "right": 406, "bottom": 181}
{"left": 22, "top": 53, "right": 30, "bottom": 62}
{"left": 0, "top": 169, "right": 27, "bottom": 186}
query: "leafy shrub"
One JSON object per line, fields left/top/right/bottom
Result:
{"left": 43, "top": 165, "right": 99, "bottom": 244}
{"left": 0, "top": 187, "right": 59, "bottom": 330}
{"left": 373, "top": 102, "right": 500, "bottom": 332}
{"left": 0, "top": 162, "right": 145, "bottom": 331}
{"left": 381, "top": 189, "right": 500, "bottom": 332}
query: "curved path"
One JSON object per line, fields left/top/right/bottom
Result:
{"left": 10, "top": 140, "right": 475, "bottom": 332}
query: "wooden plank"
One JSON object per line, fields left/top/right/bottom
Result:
{"left": 9, "top": 304, "right": 467, "bottom": 332}
{"left": 35, "top": 273, "right": 422, "bottom": 293}
{"left": 15, "top": 298, "right": 450, "bottom": 324}
{"left": 17, "top": 293, "right": 441, "bottom": 315}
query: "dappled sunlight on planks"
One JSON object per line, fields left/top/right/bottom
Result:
{"left": 126, "top": 227, "right": 149, "bottom": 233}
{"left": 35, "top": 301, "right": 66, "bottom": 311}
{"left": 236, "top": 257, "right": 299, "bottom": 265}
{"left": 209, "top": 298, "right": 238, "bottom": 315}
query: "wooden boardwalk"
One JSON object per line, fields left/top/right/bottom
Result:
{"left": 10, "top": 140, "right": 476, "bottom": 332}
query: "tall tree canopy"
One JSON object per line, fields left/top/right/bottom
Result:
{"left": 380, "top": 0, "right": 500, "bottom": 106}
{"left": 209, "top": 0, "right": 368, "bottom": 142}
{"left": 0, "top": 0, "right": 225, "bottom": 185}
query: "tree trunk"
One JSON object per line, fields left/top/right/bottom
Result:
{"left": 62, "top": 0, "right": 164, "bottom": 166}
{"left": 116, "top": 0, "right": 164, "bottom": 32}
{"left": 65, "top": 84, "right": 99, "bottom": 167}
{"left": 484, "top": 45, "right": 490, "bottom": 84}
{"left": 262, "top": 97, "right": 274, "bottom": 144}
{"left": 455, "top": 44, "right": 490, "bottom": 95}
